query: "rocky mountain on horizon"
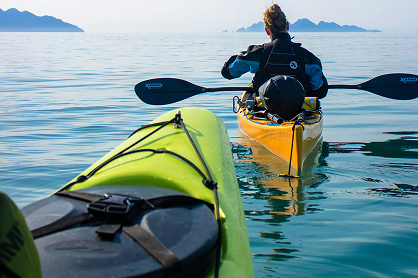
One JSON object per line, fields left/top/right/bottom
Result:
{"left": 0, "top": 8, "right": 83, "bottom": 32}
{"left": 236, "top": 18, "right": 380, "bottom": 32}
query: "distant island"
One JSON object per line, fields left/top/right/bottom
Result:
{"left": 236, "top": 18, "right": 380, "bottom": 32}
{"left": 0, "top": 8, "right": 83, "bottom": 32}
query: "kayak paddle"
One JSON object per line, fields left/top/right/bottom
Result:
{"left": 135, "top": 78, "right": 252, "bottom": 105}
{"left": 135, "top": 73, "right": 418, "bottom": 105}
{"left": 328, "top": 73, "right": 418, "bottom": 100}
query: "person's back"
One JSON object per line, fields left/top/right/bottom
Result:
{"left": 221, "top": 4, "right": 328, "bottom": 99}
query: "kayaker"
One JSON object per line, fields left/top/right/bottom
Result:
{"left": 221, "top": 4, "right": 328, "bottom": 99}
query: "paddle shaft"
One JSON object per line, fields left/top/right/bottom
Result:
{"left": 329, "top": 84, "right": 363, "bottom": 89}
{"left": 328, "top": 84, "right": 413, "bottom": 89}
{"left": 205, "top": 87, "right": 252, "bottom": 92}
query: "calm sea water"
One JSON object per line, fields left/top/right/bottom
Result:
{"left": 1, "top": 32, "right": 418, "bottom": 277}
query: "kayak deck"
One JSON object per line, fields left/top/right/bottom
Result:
{"left": 22, "top": 107, "right": 254, "bottom": 278}
{"left": 236, "top": 92, "right": 323, "bottom": 173}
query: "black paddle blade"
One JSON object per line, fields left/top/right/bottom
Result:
{"left": 329, "top": 73, "right": 418, "bottom": 100}
{"left": 359, "top": 73, "right": 418, "bottom": 100}
{"left": 135, "top": 78, "right": 204, "bottom": 105}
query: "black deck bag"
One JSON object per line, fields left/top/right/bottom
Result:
{"left": 258, "top": 75, "right": 305, "bottom": 120}
{"left": 21, "top": 185, "right": 218, "bottom": 278}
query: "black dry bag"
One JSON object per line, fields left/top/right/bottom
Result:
{"left": 258, "top": 75, "right": 305, "bottom": 120}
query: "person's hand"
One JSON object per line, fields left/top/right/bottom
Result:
{"left": 221, "top": 55, "right": 238, "bottom": 79}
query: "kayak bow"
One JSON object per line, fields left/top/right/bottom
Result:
{"left": 21, "top": 107, "right": 254, "bottom": 278}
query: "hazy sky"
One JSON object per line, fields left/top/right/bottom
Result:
{"left": 2, "top": 0, "right": 418, "bottom": 33}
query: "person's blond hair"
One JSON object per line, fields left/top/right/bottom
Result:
{"left": 263, "top": 4, "right": 287, "bottom": 34}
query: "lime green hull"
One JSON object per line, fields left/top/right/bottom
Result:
{"left": 0, "top": 191, "right": 42, "bottom": 278}
{"left": 59, "top": 107, "right": 254, "bottom": 278}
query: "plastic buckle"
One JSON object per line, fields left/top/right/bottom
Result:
{"left": 244, "top": 100, "right": 255, "bottom": 110}
{"left": 87, "top": 194, "right": 144, "bottom": 217}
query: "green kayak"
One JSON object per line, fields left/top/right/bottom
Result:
{"left": 0, "top": 191, "right": 42, "bottom": 278}
{"left": 21, "top": 107, "right": 254, "bottom": 278}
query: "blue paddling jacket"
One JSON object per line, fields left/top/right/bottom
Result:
{"left": 221, "top": 32, "right": 328, "bottom": 98}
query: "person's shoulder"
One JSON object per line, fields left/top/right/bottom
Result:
{"left": 294, "top": 44, "right": 322, "bottom": 64}
{"left": 293, "top": 44, "right": 313, "bottom": 56}
{"left": 245, "top": 42, "right": 268, "bottom": 53}
{"left": 238, "top": 43, "right": 268, "bottom": 61}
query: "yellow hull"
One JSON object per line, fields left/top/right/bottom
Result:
{"left": 237, "top": 93, "right": 323, "bottom": 173}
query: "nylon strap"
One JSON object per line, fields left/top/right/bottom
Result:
{"left": 31, "top": 213, "right": 90, "bottom": 239}
{"left": 55, "top": 191, "right": 104, "bottom": 202}
{"left": 96, "top": 223, "right": 123, "bottom": 237}
{"left": 123, "top": 225, "right": 183, "bottom": 278}
{"left": 31, "top": 191, "right": 213, "bottom": 239}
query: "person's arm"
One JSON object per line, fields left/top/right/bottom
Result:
{"left": 221, "top": 55, "right": 239, "bottom": 79}
{"left": 221, "top": 45, "right": 264, "bottom": 80}
{"left": 300, "top": 48, "right": 328, "bottom": 98}
{"left": 309, "top": 74, "right": 328, "bottom": 99}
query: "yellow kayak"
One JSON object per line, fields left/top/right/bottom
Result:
{"left": 236, "top": 91, "right": 323, "bottom": 174}
{"left": 21, "top": 107, "right": 254, "bottom": 278}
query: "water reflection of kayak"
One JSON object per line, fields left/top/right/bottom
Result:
{"left": 235, "top": 130, "right": 325, "bottom": 216}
